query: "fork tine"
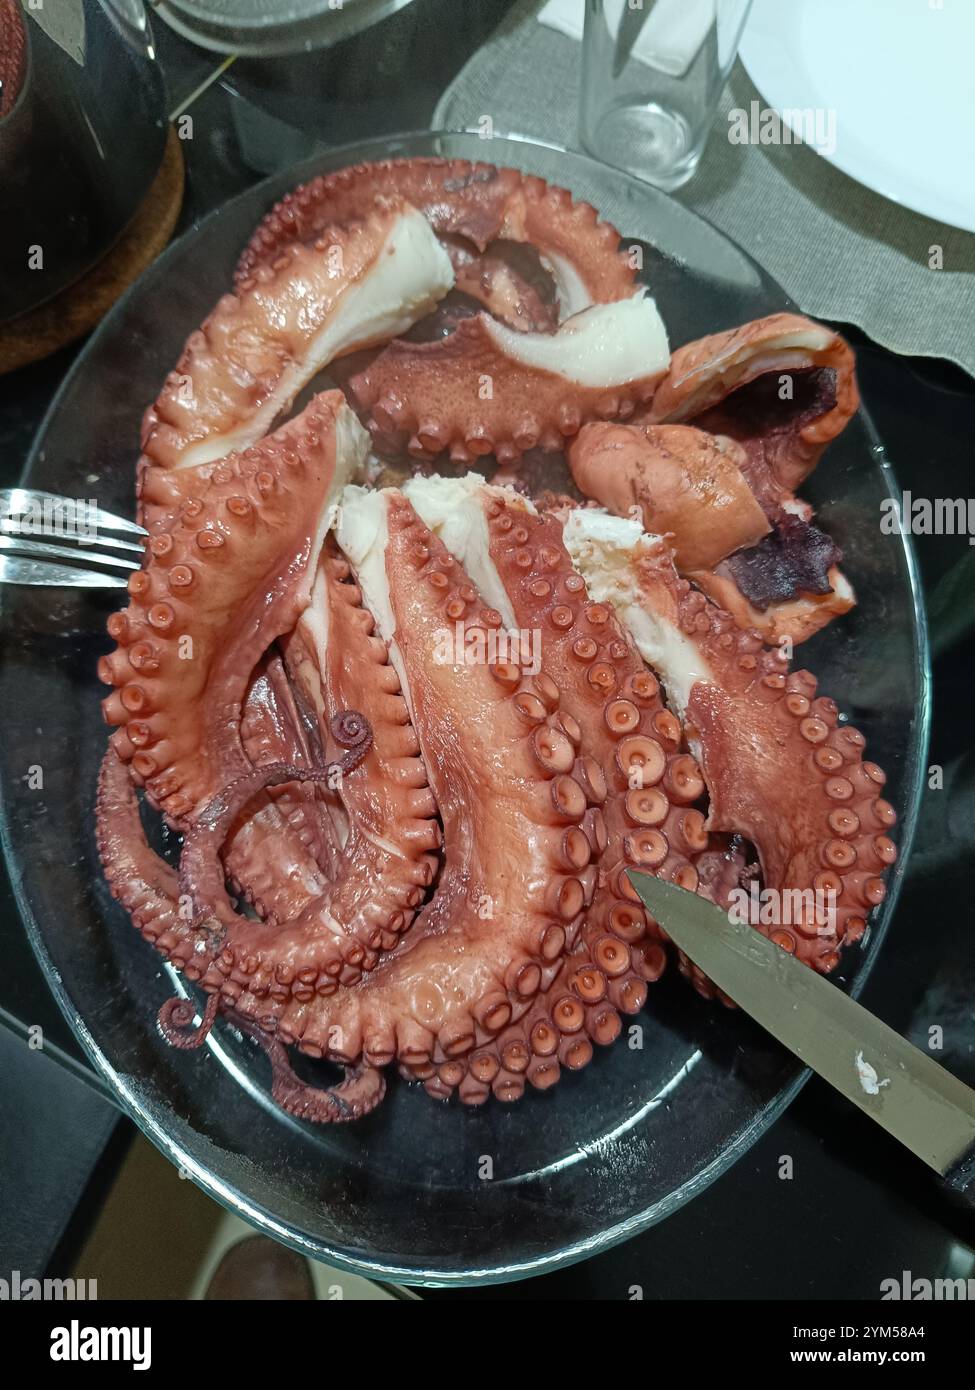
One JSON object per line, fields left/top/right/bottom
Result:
{"left": 0, "top": 555, "right": 129, "bottom": 588}
{"left": 90, "top": 502, "right": 149, "bottom": 536}
{"left": 79, "top": 532, "right": 146, "bottom": 554}
{"left": 0, "top": 488, "right": 148, "bottom": 536}
{"left": 0, "top": 489, "right": 148, "bottom": 586}
{"left": 0, "top": 520, "right": 146, "bottom": 554}
{"left": 0, "top": 534, "right": 141, "bottom": 571}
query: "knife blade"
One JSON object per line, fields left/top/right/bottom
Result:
{"left": 628, "top": 871, "right": 975, "bottom": 1199}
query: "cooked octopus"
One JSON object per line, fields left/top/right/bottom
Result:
{"left": 96, "top": 158, "right": 896, "bottom": 1122}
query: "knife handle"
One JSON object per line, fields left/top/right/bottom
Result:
{"left": 941, "top": 1143, "right": 975, "bottom": 1208}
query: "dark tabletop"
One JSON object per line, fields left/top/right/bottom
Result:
{"left": 0, "top": 21, "right": 972, "bottom": 1297}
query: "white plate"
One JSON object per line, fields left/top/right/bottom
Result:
{"left": 740, "top": 0, "right": 975, "bottom": 233}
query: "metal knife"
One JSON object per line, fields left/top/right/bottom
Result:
{"left": 628, "top": 872, "right": 975, "bottom": 1203}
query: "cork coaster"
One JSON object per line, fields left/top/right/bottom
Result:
{"left": 0, "top": 126, "right": 185, "bottom": 375}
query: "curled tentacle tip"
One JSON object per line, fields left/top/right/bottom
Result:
{"left": 158, "top": 991, "right": 219, "bottom": 1050}
{"left": 329, "top": 707, "right": 373, "bottom": 760}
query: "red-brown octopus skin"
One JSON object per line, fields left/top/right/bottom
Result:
{"left": 222, "top": 538, "right": 444, "bottom": 988}
{"left": 348, "top": 299, "right": 667, "bottom": 468}
{"left": 96, "top": 746, "right": 388, "bottom": 1123}
{"left": 98, "top": 391, "right": 362, "bottom": 829}
{"left": 214, "top": 572, "right": 444, "bottom": 1000}
{"left": 568, "top": 421, "right": 771, "bottom": 572}
{"left": 0, "top": 0, "right": 27, "bottom": 122}
{"left": 649, "top": 313, "right": 860, "bottom": 507}
{"left": 101, "top": 388, "right": 445, "bottom": 999}
{"left": 221, "top": 653, "right": 343, "bottom": 924}
{"left": 450, "top": 247, "right": 557, "bottom": 333}
{"left": 137, "top": 199, "right": 452, "bottom": 533}
{"left": 248, "top": 493, "right": 621, "bottom": 1108}
{"left": 235, "top": 157, "right": 637, "bottom": 321}
{"left": 470, "top": 499, "right": 712, "bottom": 1082}
{"left": 396, "top": 476, "right": 725, "bottom": 1091}
{"left": 97, "top": 745, "right": 213, "bottom": 982}
{"left": 687, "top": 559, "right": 856, "bottom": 649}
{"left": 564, "top": 514, "right": 897, "bottom": 995}
{"left": 481, "top": 495, "right": 710, "bottom": 950}
{"left": 567, "top": 419, "right": 856, "bottom": 646}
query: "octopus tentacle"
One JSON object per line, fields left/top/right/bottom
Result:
{"left": 203, "top": 541, "right": 444, "bottom": 1002}
{"left": 568, "top": 418, "right": 856, "bottom": 645}
{"left": 225, "top": 1010, "right": 386, "bottom": 1123}
{"left": 562, "top": 508, "right": 896, "bottom": 985}
{"left": 99, "top": 391, "right": 367, "bottom": 827}
{"left": 158, "top": 992, "right": 219, "bottom": 1050}
{"left": 349, "top": 293, "right": 669, "bottom": 467}
{"left": 421, "top": 915, "right": 663, "bottom": 1107}
{"left": 482, "top": 495, "right": 707, "bottom": 936}
{"left": 401, "top": 473, "right": 709, "bottom": 950}
{"left": 241, "top": 653, "right": 348, "bottom": 877}
{"left": 189, "top": 541, "right": 444, "bottom": 1000}
{"left": 222, "top": 655, "right": 343, "bottom": 922}
{"left": 97, "top": 745, "right": 389, "bottom": 1118}
{"left": 247, "top": 656, "right": 350, "bottom": 884}
{"left": 649, "top": 313, "right": 860, "bottom": 502}
{"left": 685, "top": 554, "right": 856, "bottom": 650}
{"left": 192, "top": 760, "right": 435, "bottom": 1005}
{"left": 96, "top": 746, "right": 225, "bottom": 985}
{"left": 280, "top": 540, "right": 442, "bottom": 952}
{"left": 327, "top": 474, "right": 709, "bottom": 1103}
{"left": 235, "top": 158, "right": 637, "bottom": 320}
{"left": 569, "top": 422, "right": 771, "bottom": 572}
{"left": 240, "top": 490, "right": 605, "bottom": 1085}
{"left": 138, "top": 202, "right": 453, "bottom": 532}
{"left": 178, "top": 726, "right": 372, "bottom": 926}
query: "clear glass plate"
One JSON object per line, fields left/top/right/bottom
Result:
{"left": 0, "top": 132, "right": 930, "bottom": 1286}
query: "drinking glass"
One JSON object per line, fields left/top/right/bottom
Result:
{"left": 580, "top": 0, "right": 754, "bottom": 191}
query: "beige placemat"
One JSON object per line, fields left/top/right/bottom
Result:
{"left": 435, "top": 0, "right": 975, "bottom": 375}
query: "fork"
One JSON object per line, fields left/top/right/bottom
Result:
{"left": 0, "top": 488, "right": 147, "bottom": 588}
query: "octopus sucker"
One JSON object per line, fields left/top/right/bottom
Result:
{"left": 562, "top": 507, "right": 896, "bottom": 985}
{"left": 350, "top": 293, "right": 670, "bottom": 465}
{"left": 96, "top": 162, "right": 899, "bottom": 1125}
